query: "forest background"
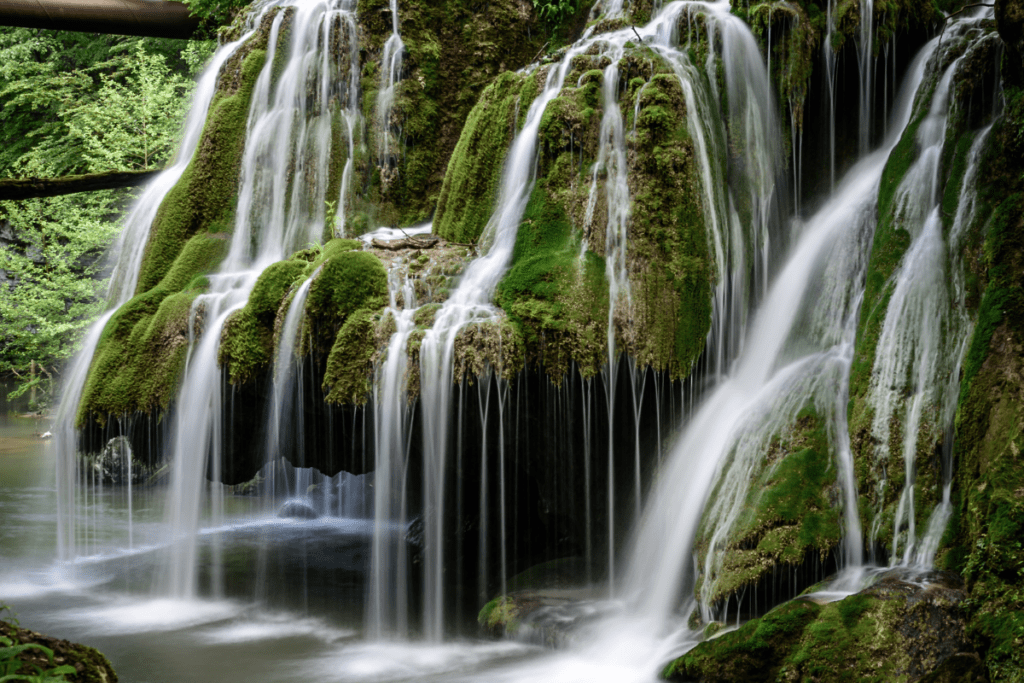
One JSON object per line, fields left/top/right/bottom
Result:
{"left": 0, "top": 26, "right": 216, "bottom": 409}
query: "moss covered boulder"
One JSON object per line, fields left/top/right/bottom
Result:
{"left": 666, "top": 571, "right": 974, "bottom": 683}
{"left": 694, "top": 409, "right": 842, "bottom": 611}
{"left": 436, "top": 40, "right": 716, "bottom": 381}
{"left": 1, "top": 621, "right": 117, "bottom": 683}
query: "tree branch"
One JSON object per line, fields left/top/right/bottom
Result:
{"left": 0, "top": 169, "right": 162, "bottom": 201}
{"left": 0, "top": 0, "right": 199, "bottom": 39}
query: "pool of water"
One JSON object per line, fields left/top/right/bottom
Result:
{"left": 1, "top": 412, "right": 689, "bottom": 683}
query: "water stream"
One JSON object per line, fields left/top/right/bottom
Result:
{"left": 2, "top": 0, "right": 1000, "bottom": 681}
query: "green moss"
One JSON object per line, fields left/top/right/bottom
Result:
{"left": 628, "top": 72, "right": 712, "bottom": 378}
{"left": 322, "top": 308, "right": 377, "bottom": 404}
{"left": 78, "top": 235, "right": 229, "bottom": 425}
{"left": 495, "top": 185, "right": 608, "bottom": 378}
{"left": 664, "top": 600, "right": 821, "bottom": 681}
{"left": 695, "top": 410, "right": 841, "bottom": 606}
{"left": 352, "top": 0, "right": 577, "bottom": 226}
{"left": 134, "top": 41, "right": 269, "bottom": 293}
{"left": 669, "top": 581, "right": 969, "bottom": 683}
{"left": 304, "top": 250, "right": 388, "bottom": 338}
{"left": 477, "top": 596, "right": 521, "bottom": 634}
{"left": 847, "top": 92, "right": 949, "bottom": 552}
{"left": 434, "top": 71, "right": 537, "bottom": 243}
{"left": 218, "top": 259, "right": 307, "bottom": 385}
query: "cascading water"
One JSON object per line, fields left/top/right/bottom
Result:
{"left": 266, "top": 264, "right": 325, "bottom": 499}
{"left": 54, "top": 33, "right": 256, "bottom": 564}
{"left": 862, "top": 16, "right": 995, "bottom": 566}
{"left": 367, "top": 255, "right": 420, "bottom": 638}
{"left": 625, "top": 24, "right": 937, "bottom": 627}
{"left": 27, "top": 0, "right": 1004, "bottom": 678}
{"left": 154, "top": 0, "right": 366, "bottom": 598}
{"left": 376, "top": 0, "right": 405, "bottom": 179}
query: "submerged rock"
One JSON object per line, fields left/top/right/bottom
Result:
{"left": 277, "top": 498, "right": 320, "bottom": 520}
{"left": 665, "top": 570, "right": 976, "bottom": 683}
{"left": 82, "top": 436, "right": 154, "bottom": 486}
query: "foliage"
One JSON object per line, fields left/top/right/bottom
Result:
{"left": 0, "top": 634, "right": 75, "bottom": 682}
{"left": 0, "top": 29, "right": 210, "bottom": 402}
{"left": 532, "top": 0, "right": 579, "bottom": 25}
{"left": 184, "top": 0, "right": 252, "bottom": 35}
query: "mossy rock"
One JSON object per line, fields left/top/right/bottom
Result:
{"left": 495, "top": 185, "right": 608, "bottom": 379}
{"left": 77, "top": 234, "right": 228, "bottom": 425}
{"left": 483, "top": 49, "right": 714, "bottom": 382}
{"left": 322, "top": 308, "right": 378, "bottom": 404}
{"left": 695, "top": 409, "right": 841, "bottom": 608}
{"left": 1, "top": 620, "right": 118, "bottom": 683}
{"left": 218, "top": 258, "right": 308, "bottom": 385}
{"left": 478, "top": 596, "right": 522, "bottom": 637}
{"left": 666, "top": 573, "right": 971, "bottom": 683}
{"left": 303, "top": 249, "right": 388, "bottom": 346}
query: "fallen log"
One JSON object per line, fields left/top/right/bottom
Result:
{"left": 0, "top": 169, "right": 162, "bottom": 201}
{"left": 371, "top": 234, "right": 441, "bottom": 250}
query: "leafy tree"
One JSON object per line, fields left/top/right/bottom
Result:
{"left": 0, "top": 29, "right": 214, "bottom": 407}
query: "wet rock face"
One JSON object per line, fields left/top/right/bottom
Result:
{"left": 996, "top": 0, "right": 1024, "bottom": 84}
{"left": 665, "top": 570, "right": 977, "bottom": 683}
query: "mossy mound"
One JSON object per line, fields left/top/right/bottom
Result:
{"left": 218, "top": 258, "right": 307, "bottom": 385}
{"left": 133, "top": 17, "right": 272, "bottom": 293}
{"left": 695, "top": 409, "right": 842, "bottom": 609}
{"left": 322, "top": 308, "right": 378, "bottom": 404}
{"left": 495, "top": 185, "right": 608, "bottom": 379}
{"left": 666, "top": 573, "right": 971, "bottom": 683}
{"left": 219, "top": 241, "right": 387, "bottom": 403}
{"left": 303, "top": 249, "right": 388, "bottom": 352}
{"left": 77, "top": 234, "right": 227, "bottom": 426}
{"left": 437, "top": 44, "right": 716, "bottom": 381}
{"left": 624, "top": 69, "right": 712, "bottom": 378}
{"left": 1, "top": 620, "right": 118, "bottom": 683}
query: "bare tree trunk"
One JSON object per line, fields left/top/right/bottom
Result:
{"left": 0, "top": 0, "right": 199, "bottom": 39}
{"left": 0, "top": 169, "right": 162, "bottom": 201}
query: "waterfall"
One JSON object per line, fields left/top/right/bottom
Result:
{"left": 154, "top": 0, "right": 364, "bottom": 598}
{"left": 414, "top": 39, "right": 583, "bottom": 640}
{"left": 47, "top": 0, "right": 1002, "bottom": 670}
{"left": 862, "top": 17, "right": 993, "bottom": 565}
{"left": 54, "top": 33, "right": 255, "bottom": 563}
{"left": 266, "top": 264, "right": 325, "bottom": 497}
{"left": 367, "top": 258, "right": 420, "bottom": 638}
{"left": 625, "top": 30, "right": 937, "bottom": 627}
{"left": 376, "top": 0, "right": 405, "bottom": 179}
